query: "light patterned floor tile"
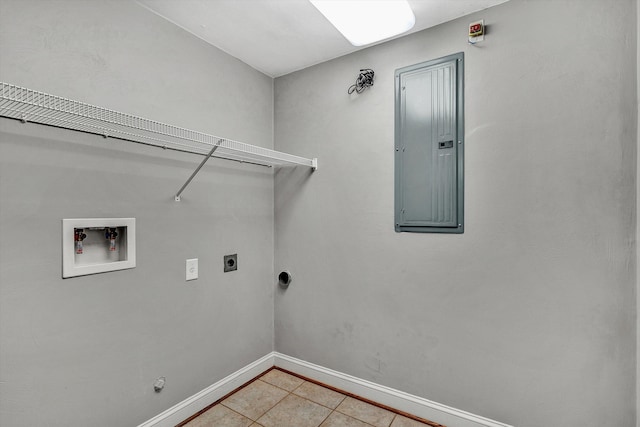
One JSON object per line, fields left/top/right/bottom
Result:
{"left": 293, "top": 381, "right": 346, "bottom": 409}
{"left": 336, "top": 397, "right": 395, "bottom": 427}
{"left": 256, "top": 394, "right": 332, "bottom": 427}
{"left": 222, "top": 380, "right": 288, "bottom": 420}
{"left": 260, "top": 369, "right": 305, "bottom": 391}
{"left": 319, "top": 411, "right": 374, "bottom": 427}
{"left": 182, "top": 404, "right": 253, "bottom": 427}
{"left": 185, "top": 371, "right": 437, "bottom": 427}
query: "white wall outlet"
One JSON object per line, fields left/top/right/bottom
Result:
{"left": 186, "top": 258, "right": 198, "bottom": 281}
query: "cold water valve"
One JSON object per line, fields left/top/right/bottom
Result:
{"left": 105, "top": 228, "right": 118, "bottom": 251}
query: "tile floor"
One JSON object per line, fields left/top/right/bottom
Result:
{"left": 181, "top": 368, "right": 437, "bottom": 427}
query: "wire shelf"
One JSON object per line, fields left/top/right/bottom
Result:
{"left": 0, "top": 82, "right": 317, "bottom": 170}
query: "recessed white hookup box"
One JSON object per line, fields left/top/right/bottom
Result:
{"left": 62, "top": 218, "right": 136, "bottom": 278}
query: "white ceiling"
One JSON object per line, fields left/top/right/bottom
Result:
{"left": 136, "top": 0, "right": 509, "bottom": 77}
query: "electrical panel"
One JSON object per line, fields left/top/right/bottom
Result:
{"left": 62, "top": 218, "right": 136, "bottom": 278}
{"left": 395, "top": 53, "right": 464, "bottom": 233}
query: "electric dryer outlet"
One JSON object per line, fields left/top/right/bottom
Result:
{"left": 224, "top": 254, "right": 237, "bottom": 272}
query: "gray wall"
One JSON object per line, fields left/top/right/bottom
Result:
{"left": 1, "top": 0, "right": 637, "bottom": 426}
{"left": 0, "top": 1, "right": 275, "bottom": 426}
{"left": 274, "top": 0, "right": 637, "bottom": 426}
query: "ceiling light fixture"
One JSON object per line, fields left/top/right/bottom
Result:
{"left": 309, "top": 0, "right": 416, "bottom": 47}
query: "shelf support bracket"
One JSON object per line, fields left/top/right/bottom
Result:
{"left": 175, "top": 139, "right": 222, "bottom": 201}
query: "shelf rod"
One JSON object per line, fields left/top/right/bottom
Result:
{"left": 175, "top": 139, "right": 222, "bottom": 202}
{"left": 0, "top": 82, "right": 318, "bottom": 172}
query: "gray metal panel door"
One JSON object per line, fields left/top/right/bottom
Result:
{"left": 395, "top": 53, "right": 464, "bottom": 233}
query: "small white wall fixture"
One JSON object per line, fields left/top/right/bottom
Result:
{"left": 62, "top": 218, "right": 136, "bottom": 278}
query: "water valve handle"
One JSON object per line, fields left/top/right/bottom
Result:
{"left": 105, "top": 228, "right": 118, "bottom": 251}
{"left": 74, "top": 229, "right": 87, "bottom": 254}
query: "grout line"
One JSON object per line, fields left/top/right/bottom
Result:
{"left": 219, "top": 404, "right": 254, "bottom": 424}
{"left": 255, "top": 379, "right": 292, "bottom": 422}
{"left": 332, "top": 402, "right": 390, "bottom": 427}
{"left": 290, "top": 382, "right": 347, "bottom": 411}
{"left": 257, "top": 374, "right": 303, "bottom": 394}
{"left": 315, "top": 401, "right": 332, "bottom": 427}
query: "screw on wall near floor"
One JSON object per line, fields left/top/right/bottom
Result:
{"left": 153, "top": 377, "right": 165, "bottom": 392}
{"left": 224, "top": 254, "right": 237, "bottom": 272}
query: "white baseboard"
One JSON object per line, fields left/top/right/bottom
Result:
{"left": 136, "top": 353, "right": 275, "bottom": 427}
{"left": 138, "top": 351, "right": 513, "bottom": 427}
{"left": 273, "top": 353, "right": 513, "bottom": 427}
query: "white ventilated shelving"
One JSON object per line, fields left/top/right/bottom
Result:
{"left": 0, "top": 82, "right": 317, "bottom": 200}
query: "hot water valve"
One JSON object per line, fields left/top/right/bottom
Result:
{"left": 74, "top": 229, "right": 87, "bottom": 254}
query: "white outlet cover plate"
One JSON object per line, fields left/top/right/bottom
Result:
{"left": 186, "top": 258, "right": 198, "bottom": 281}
